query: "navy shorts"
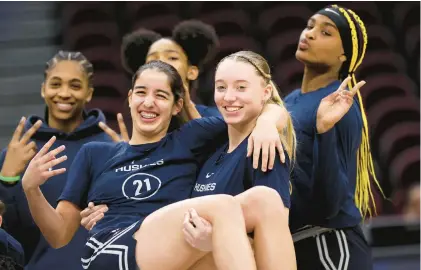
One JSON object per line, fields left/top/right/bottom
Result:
{"left": 81, "top": 221, "right": 141, "bottom": 270}
{"left": 294, "top": 226, "right": 372, "bottom": 270}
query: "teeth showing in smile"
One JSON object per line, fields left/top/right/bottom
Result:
{"left": 225, "top": 106, "right": 241, "bottom": 112}
{"left": 56, "top": 103, "right": 72, "bottom": 111}
{"left": 140, "top": 112, "right": 157, "bottom": 119}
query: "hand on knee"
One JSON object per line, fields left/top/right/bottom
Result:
{"left": 183, "top": 209, "right": 213, "bottom": 252}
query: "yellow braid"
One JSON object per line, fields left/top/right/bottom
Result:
{"left": 268, "top": 80, "right": 297, "bottom": 164}
{"left": 333, "top": 5, "right": 359, "bottom": 76}
{"left": 349, "top": 8, "right": 386, "bottom": 217}
{"left": 268, "top": 80, "right": 296, "bottom": 196}
{"left": 347, "top": 9, "right": 368, "bottom": 71}
{"left": 333, "top": 6, "right": 385, "bottom": 218}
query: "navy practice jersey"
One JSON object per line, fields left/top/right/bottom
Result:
{"left": 284, "top": 80, "right": 363, "bottom": 231}
{"left": 58, "top": 117, "right": 227, "bottom": 236}
{"left": 191, "top": 136, "right": 291, "bottom": 208}
{"left": 195, "top": 104, "right": 221, "bottom": 117}
{"left": 0, "top": 109, "right": 111, "bottom": 270}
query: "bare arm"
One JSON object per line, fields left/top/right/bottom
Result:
{"left": 22, "top": 136, "right": 82, "bottom": 248}
{"left": 248, "top": 103, "right": 290, "bottom": 171}
{"left": 183, "top": 101, "right": 201, "bottom": 120}
{"left": 258, "top": 103, "right": 288, "bottom": 132}
{"left": 24, "top": 188, "right": 81, "bottom": 248}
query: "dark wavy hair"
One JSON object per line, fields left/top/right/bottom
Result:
{"left": 121, "top": 20, "right": 219, "bottom": 75}
{"left": 132, "top": 60, "right": 185, "bottom": 102}
{"left": 131, "top": 60, "right": 188, "bottom": 130}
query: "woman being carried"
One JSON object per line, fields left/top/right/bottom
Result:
{"left": 21, "top": 59, "right": 292, "bottom": 270}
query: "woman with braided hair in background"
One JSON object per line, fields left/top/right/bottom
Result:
{"left": 283, "top": 4, "right": 385, "bottom": 270}
{"left": 0, "top": 51, "right": 114, "bottom": 270}
{"left": 170, "top": 4, "right": 383, "bottom": 270}
{"left": 98, "top": 20, "right": 222, "bottom": 141}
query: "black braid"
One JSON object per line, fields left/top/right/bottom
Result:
{"left": 44, "top": 51, "right": 94, "bottom": 87}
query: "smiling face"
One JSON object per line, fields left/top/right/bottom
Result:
{"left": 128, "top": 68, "right": 183, "bottom": 140}
{"left": 214, "top": 58, "right": 271, "bottom": 128}
{"left": 296, "top": 14, "right": 346, "bottom": 71}
{"left": 42, "top": 60, "right": 93, "bottom": 123}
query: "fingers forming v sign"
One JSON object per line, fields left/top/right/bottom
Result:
{"left": 1, "top": 117, "right": 43, "bottom": 178}
{"left": 316, "top": 77, "right": 366, "bottom": 134}
{"left": 98, "top": 113, "right": 130, "bottom": 142}
{"left": 22, "top": 136, "right": 67, "bottom": 192}
{"left": 336, "top": 77, "right": 366, "bottom": 104}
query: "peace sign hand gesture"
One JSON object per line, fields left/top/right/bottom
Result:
{"left": 98, "top": 113, "right": 130, "bottom": 142}
{"left": 316, "top": 77, "right": 366, "bottom": 134}
{"left": 1, "top": 117, "right": 42, "bottom": 179}
{"left": 21, "top": 136, "right": 67, "bottom": 192}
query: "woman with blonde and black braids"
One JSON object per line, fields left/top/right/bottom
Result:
{"left": 134, "top": 5, "right": 382, "bottom": 269}
{"left": 284, "top": 4, "right": 383, "bottom": 270}
{"left": 125, "top": 5, "right": 381, "bottom": 269}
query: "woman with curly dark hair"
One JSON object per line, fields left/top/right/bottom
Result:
{"left": 120, "top": 20, "right": 220, "bottom": 117}
{"left": 98, "top": 20, "right": 222, "bottom": 141}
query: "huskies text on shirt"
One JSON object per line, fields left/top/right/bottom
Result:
{"left": 59, "top": 117, "right": 227, "bottom": 235}
{"left": 58, "top": 117, "right": 227, "bottom": 270}
{"left": 191, "top": 136, "right": 291, "bottom": 209}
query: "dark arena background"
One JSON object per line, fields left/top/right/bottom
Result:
{"left": 0, "top": 1, "right": 419, "bottom": 270}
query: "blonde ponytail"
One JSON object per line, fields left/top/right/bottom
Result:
{"left": 268, "top": 80, "right": 297, "bottom": 165}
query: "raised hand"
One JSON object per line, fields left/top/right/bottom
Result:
{"left": 98, "top": 113, "right": 130, "bottom": 142}
{"left": 1, "top": 117, "right": 42, "bottom": 179}
{"left": 316, "top": 77, "right": 366, "bottom": 134}
{"left": 21, "top": 136, "right": 67, "bottom": 192}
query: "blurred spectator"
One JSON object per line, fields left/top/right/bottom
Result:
{"left": 403, "top": 183, "right": 420, "bottom": 221}
{"left": 0, "top": 201, "right": 24, "bottom": 270}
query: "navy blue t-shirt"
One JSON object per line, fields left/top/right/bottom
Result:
{"left": 0, "top": 109, "right": 112, "bottom": 270}
{"left": 191, "top": 136, "right": 291, "bottom": 208}
{"left": 284, "top": 81, "right": 363, "bottom": 231}
{"left": 58, "top": 117, "right": 227, "bottom": 236}
{"left": 196, "top": 104, "right": 221, "bottom": 118}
